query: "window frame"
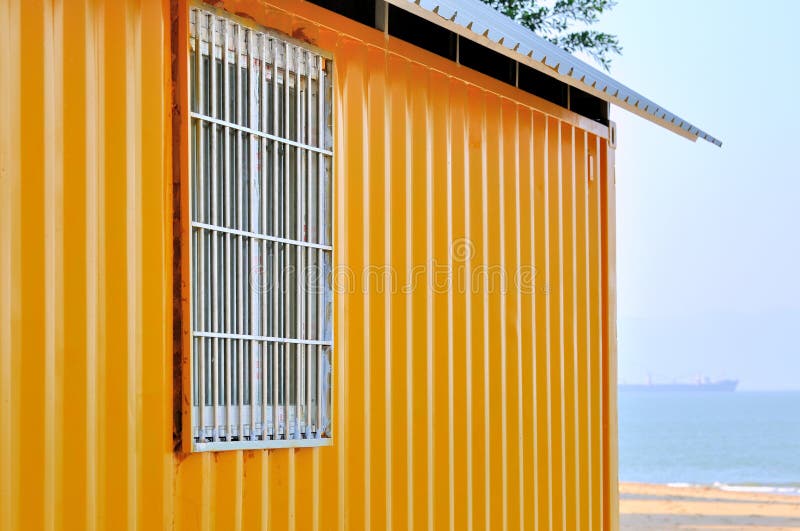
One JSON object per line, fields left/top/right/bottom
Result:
{"left": 181, "top": 2, "right": 335, "bottom": 453}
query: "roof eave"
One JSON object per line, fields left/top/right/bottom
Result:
{"left": 386, "top": 0, "right": 722, "bottom": 147}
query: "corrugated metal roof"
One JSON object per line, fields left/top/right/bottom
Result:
{"left": 386, "top": 0, "right": 722, "bottom": 147}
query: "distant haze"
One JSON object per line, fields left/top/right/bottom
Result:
{"left": 618, "top": 311, "right": 800, "bottom": 390}
{"left": 593, "top": 0, "right": 800, "bottom": 390}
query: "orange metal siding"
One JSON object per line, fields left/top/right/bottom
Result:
{"left": 0, "top": 1, "right": 174, "bottom": 529}
{"left": 0, "top": 0, "right": 618, "bottom": 529}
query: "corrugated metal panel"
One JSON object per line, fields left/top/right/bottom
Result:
{"left": 0, "top": 0, "right": 174, "bottom": 529}
{"left": 386, "top": 0, "right": 723, "bottom": 147}
{"left": 0, "top": 0, "right": 618, "bottom": 529}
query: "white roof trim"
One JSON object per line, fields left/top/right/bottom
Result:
{"left": 386, "top": 0, "right": 722, "bottom": 147}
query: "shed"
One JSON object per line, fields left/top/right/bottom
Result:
{"left": 0, "top": 0, "right": 718, "bottom": 529}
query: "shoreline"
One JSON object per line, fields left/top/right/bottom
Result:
{"left": 624, "top": 480, "right": 800, "bottom": 497}
{"left": 620, "top": 481, "right": 800, "bottom": 530}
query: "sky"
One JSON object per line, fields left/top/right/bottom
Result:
{"left": 590, "top": 0, "right": 800, "bottom": 390}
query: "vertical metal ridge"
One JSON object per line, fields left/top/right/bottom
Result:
{"left": 288, "top": 451, "right": 296, "bottom": 531}
{"left": 603, "top": 138, "right": 620, "bottom": 531}
{"left": 599, "top": 140, "right": 615, "bottom": 530}
{"left": 386, "top": 53, "right": 408, "bottom": 531}
{"left": 312, "top": 448, "right": 320, "bottom": 531}
{"left": 598, "top": 149, "right": 607, "bottom": 520}
{"left": 429, "top": 69, "right": 449, "bottom": 531}
{"left": 62, "top": 2, "right": 91, "bottom": 528}
{"left": 265, "top": 452, "right": 288, "bottom": 530}
{"left": 209, "top": 452, "right": 229, "bottom": 529}
{"left": 124, "top": 1, "right": 143, "bottom": 528}
{"left": 497, "top": 99, "right": 516, "bottom": 529}
{"left": 498, "top": 99, "right": 510, "bottom": 531}
{"left": 559, "top": 122, "right": 573, "bottom": 530}
{"left": 333, "top": 52, "right": 353, "bottom": 522}
{"left": 479, "top": 91, "right": 490, "bottom": 531}
{"left": 587, "top": 134, "right": 602, "bottom": 530}
{"left": 512, "top": 104, "right": 526, "bottom": 531}
{"left": 44, "top": 0, "right": 65, "bottom": 528}
{"left": 362, "top": 48, "right": 372, "bottom": 531}
{"left": 172, "top": 456, "right": 193, "bottom": 529}
{"left": 0, "top": 2, "right": 21, "bottom": 530}
{"left": 537, "top": 111, "right": 549, "bottom": 531}
{"left": 447, "top": 79, "right": 468, "bottom": 531}
{"left": 594, "top": 135, "right": 605, "bottom": 530}
{"left": 241, "top": 451, "right": 263, "bottom": 528}
{"left": 555, "top": 118, "right": 567, "bottom": 531}
{"left": 569, "top": 125, "right": 581, "bottom": 531}
{"left": 445, "top": 75, "right": 456, "bottom": 531}
{"left": 408, "top": 62, "right": 429, "bottom": 531}
{"left": 235, "top": 453, "right": 244, "bottom": 530}
{"left": 586, "top": 133, "right": 597, "bottom": 531}
{"left": 579, "top": 130, "right": 593, "bottom": 531}
{"left": 424, "top": 70, "right": 435, "bottom": 531}
{"left": 336, "top": 43, "right": 347, "bottom": 531}
{"left": 560, "top": 122, "right": 578, "bottom": 531}
{"left": 504, "top": 103, "right": 518, "bottom": 531}
{"left": 526, "top": 108, "right": 540, "bottom": 531}
{"left": 403, "top": 65, "right": 414, "bottom": 531}
{"left": 84, "top": 2, "right": 105, "bottom": 527}
{"left": 19, "top": 1, "right": 48, "bottom": 528}
{"left": 155, "top": 0, "right": 174, "bottom": 515}
{"left": 541, "top": 115, "right": 553, "bottom": 531}
{"left": 296, "top": 453, "right": 319, "bottom": 530}
{"left": 486, "top": 95, "right": 502, "bottom": 531}
{"left": 201, "top": 454, "right": 213, "bottom": 531}
{"left": 364, "top": 45, "right": 389, "bottom": 531}
{"left": 103, "top": 0, "right": 131, "bottom": 526}
{"left": 337, "top": 47, "right": 360, "bottom": 531}
{"left": 463, "top": 85, "right": 474, "bottom": 531}
{"left": 383, "top": 47, "right": 394, "bottom": 531}
{"left": 526, "top": 109, "right": 539, "bottom": 531}
{"left": 575, "top": 129, "right": 591, "bottom": 531}
{"left": 430, "top": 68, "right": 454, "bottom": 531}
{"left": 139, "top": 0, "right": 172, "bottom": 525}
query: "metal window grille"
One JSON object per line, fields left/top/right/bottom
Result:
{"left": 189, "top": 6, "right": 334, "bottom": 451}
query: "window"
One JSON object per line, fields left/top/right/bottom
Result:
{"left": 188, "top": 6, "right": 333, "bottom": 451}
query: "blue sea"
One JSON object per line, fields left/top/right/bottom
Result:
{"left": 618, "top": 390, "right": 800, "bottom": 494}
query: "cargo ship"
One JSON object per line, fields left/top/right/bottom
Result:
{"left": 619, "top": 376, "right": 738, "bottom": 392}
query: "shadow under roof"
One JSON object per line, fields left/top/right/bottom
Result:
{"left": 387, "top": 0, "right": 721, "bottom": 147}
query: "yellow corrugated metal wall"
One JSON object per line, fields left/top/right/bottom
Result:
{"left": 1, "top": 0, "right": 174, "bottom": 529}
{"left": 0, "top": 0, "right": 618, "bottom": 529}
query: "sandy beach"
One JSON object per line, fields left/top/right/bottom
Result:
{"left": 620, "top": 482, "right": 800, "bottom": 530}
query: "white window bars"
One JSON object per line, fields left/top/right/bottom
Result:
{"left": 189, "top": 6, "right": 333, "bottom": 451}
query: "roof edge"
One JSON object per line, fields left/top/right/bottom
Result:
{"left": 386, "top": 0, "right": 722, "bottom": 147}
